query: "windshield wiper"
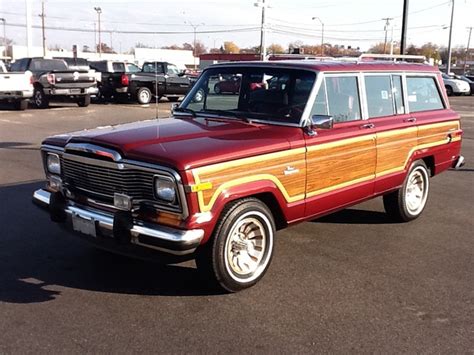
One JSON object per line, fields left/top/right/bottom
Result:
{"left": 202, "top": 109, "right": 251, "bottom": 123}
{"left": 173, "top": 107, "right": 196, "bottom": 117}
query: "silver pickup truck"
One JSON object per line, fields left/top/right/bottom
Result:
{"left": 0, "top": 60, "right": 34, "bottom": 110}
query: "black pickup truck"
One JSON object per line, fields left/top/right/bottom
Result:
{"left": 10, "top": 58, "right": 98, "bottom": 108}
{"left": 90, "top": 61, "right": 192, "bottom": 104}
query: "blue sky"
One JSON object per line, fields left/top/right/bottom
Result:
{"left": 1, "top": 0, "right": 472, "bottom": 52}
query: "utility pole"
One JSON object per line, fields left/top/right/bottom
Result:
{"left": 446, "top": 0, "right": 455, "bottom": 74}
{"left": 312, "top": 17, "right": 324, "bottom": 56}
{"left": 94, "top": 7, "right": 102, "bottom": 57}
{"left": 39, "top": 0, "right": 46, "bottom": 57}
{"left": 0, "top": 18, "right": 6, "bottom": 57}
{"left": 184, "top": 21, "right": 204, "bottom": 70}
{"left": 110, "top": 31, "right": 113, "bottom": 52}
{"left": 93, "top": 22, "right": 97, "bottom": 53}
{"left": 382, "top": 17, "right": 394, "bottom": 54}
{"left": 463, "top": 27, "right": 472, "bottom": 74}
{"left": 400, "top": 0, "right": 409, "bottom": 54}
{"left": 255, "top": 0, "right": 269, "bottom": 61}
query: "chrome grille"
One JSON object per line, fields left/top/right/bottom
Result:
{"left": 61, "top": 157, "right": 155, "bottom": 202}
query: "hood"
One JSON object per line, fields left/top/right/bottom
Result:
{"left": 44, "top": 117, "right": 304, "bottom": 171}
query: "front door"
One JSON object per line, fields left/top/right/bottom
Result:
{"left": 304, "top": 74, "right": 377, "bottom": 218}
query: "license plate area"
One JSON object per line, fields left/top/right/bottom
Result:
{"left": 70, "top": 89, "right": 81, "bottom": 94}
{"left": 72, "top": 213, "right": 96, "bottom": 237}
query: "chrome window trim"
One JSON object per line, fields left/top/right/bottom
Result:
{"left": 316, "top": 72, "right": 366, "bottom": 123}
{"left": 41, "top": 145, "right": 189, "bottom": 219}
{"left": 299, "top": 71, "right": 322, "bottom": 127}
{"left": 404, "top": 73, "right": 447, "bottom": 113}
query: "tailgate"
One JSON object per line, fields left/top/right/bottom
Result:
{"left": 0, "top": 73, "right": 32, "bottom": 92}
{"left": 50, "top": 71, "right": 96, "bottom": 86}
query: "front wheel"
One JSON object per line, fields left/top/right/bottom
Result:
{"left": 195, "top": 198, "right": 275, "bottom": 293}
{"left": 383, "top": 160, "right": 430, "bottom": 222}
{"left": 445, "top": 85, "right": 453, "bottom": 96}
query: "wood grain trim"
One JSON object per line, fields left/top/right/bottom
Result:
{"left": 191, "top": 120, "right": 461, "bottom": 213}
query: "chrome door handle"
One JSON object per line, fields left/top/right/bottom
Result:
{"left": 404, "top": 117, "right": 417, "bottom": 123}
{"left": 360, "top": 123, "right": 375, "bottom": 129}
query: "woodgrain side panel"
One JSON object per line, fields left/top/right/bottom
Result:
{"left": 306, "top": 135, "right": 376, "bottom": 197}
{"left": 418, "top": 121, "right": 460, "bottom": 146}
{"left": 193, "top": 148, "right": 307, "bottom": 212}
{"left": 376, "top": 127, "right": 418, "bottom": 176}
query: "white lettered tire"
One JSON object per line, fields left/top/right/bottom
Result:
{"left": 196, "top": 198, "right": 275, "bottom": 292}
{"left": 383, "top": 160, "right": 430, "bottom": 222}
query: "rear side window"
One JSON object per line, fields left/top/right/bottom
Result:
{"left": 11, "top": 59, "right": 29, "bottom": 72}
{"left": 112, "top": 62, "right": 125, "bottom": 72}
{"left": 311, "top": 76, "right": 361, "bottom": 122}
{"left": 406, "top": 77, "right": 444, "bottom": 112}
{"left": 365, "top": 76, "right": 394, "bottom": 118}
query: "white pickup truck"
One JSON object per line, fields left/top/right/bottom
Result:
{"left": 0, "top": 60, "right": 34, "bottom": 110}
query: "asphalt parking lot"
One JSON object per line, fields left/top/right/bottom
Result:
{"left": 0, "top": 97, "right": 473, "bottom": 353}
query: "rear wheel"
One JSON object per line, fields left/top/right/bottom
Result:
{"left": 383, "top": 160, "right": 430, "bottom": 222}
{"left": 77, "top": 94, "right": 91, "bottom": 107}
{"left": 33, "top": 87, "right": 49, "bottom": 109}
{"left": 195, "top": 198, "right": 275, "bottom": 293}
{"left": 14, "top": 99, "right": 28, "bottom": 111}
{"left": 137, "top": 87, "right": 152, "bottom": 105}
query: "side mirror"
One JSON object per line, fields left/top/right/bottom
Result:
{"left": 178, "top": 71, "right": 186, "bottom": 77}
{"left": 171, "top": 103, "right": 179, "bottom": 114}
{"left": 311, "top": 114, "right": 334, "bottom": 129}
{"left": 305, "top": 115, "right": 333, "bottom": 136}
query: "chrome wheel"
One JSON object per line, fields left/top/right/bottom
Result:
{"left": 138, "top": 89, "right": 150, "bottom": 104}
{"left": 224, "top": 211, "right": 273, "bottom": 282}
{"left": 405, "top": 166, "right": 429, "bottom": 215}
{"left": 34, "top": 90, "right": 43, "bottom": 106}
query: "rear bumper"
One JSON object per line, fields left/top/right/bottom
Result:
{"left": 0, "top": 90, "right": 33, "bottom": 100}
{"left": 45, "top": 87, "right": 98, "bottom": 96}
{"left": 33, "top": 189, "right": 204, "bottom": 257}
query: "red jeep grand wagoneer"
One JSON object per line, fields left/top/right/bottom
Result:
{"left": 33, "top": 58, "right": 464, "bottom": 292}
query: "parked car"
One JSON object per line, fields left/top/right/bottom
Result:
{"left": 33, "top": 60, "right": 464, "bottom": 292}
{"left": 214, "top": 74, "right": 241, "bottom": 94}
{"left": 0, "top": 60, "right": 33, "bottom": 110}
{"left": 10, "top": 58, "right": 97, "bottom": 108}
{"left": 89, "top": 60, "right": 189, "bottom": 104}
{"left": 441, "top": 73, "right": 471, "bottom": 96}
{"left": 88, "top": 60, "right": 141, "bottom": 101}
{"left": 454, "top": 75, "right": 474, "bottom": 95}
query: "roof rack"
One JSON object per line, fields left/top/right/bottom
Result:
{"left": 358, "top": 53, "right": 427, "bottom": 63}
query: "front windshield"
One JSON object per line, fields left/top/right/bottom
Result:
{"left": 180, "top": 66, "right": 316, "bottom": 124}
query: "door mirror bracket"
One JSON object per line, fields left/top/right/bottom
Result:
{"left": 304, "top": 115, "right": 334, "bottom": 136}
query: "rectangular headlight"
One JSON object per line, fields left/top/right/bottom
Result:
{"left": 154, "top": 175, "right": 177, "bottom": 204}
{"left": 46, "top": 153, "right": 61, "bottom": 175}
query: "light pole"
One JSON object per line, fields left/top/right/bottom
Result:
{"left": 255, "top": 0, "right": 270, "bottom": 61}
{"left": 0, "top": 18, "right": 6, "bottom": 57}
{"left": 185, "top": 21, "right": 204, "bottom": 70}
{"left": 463, "top": 27, "right": 472, "bottom": 74}
{"left": 94, "top": 7, "right": 102, "bottom": 57}
{"left": 382, "top": 17, "right": 394, "bottom": 54}
{"left": 39, "top": 0, "right": 46, "bottom": 57}
{"left": 446, "top": 0, "right": 455, "bottom": 74}
{"left": 312, "top": 17, "right": 324, "bottom": 56}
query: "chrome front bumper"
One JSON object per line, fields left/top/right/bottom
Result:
{"left": 33, "top": 189, "right": 204, "bottom": 256}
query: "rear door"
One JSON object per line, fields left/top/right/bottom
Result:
{"left": 304, "top": 73, "right": 377, "bottom": 218}
{"left": 364, "top": 73, "right": 418, "bottom": 194}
